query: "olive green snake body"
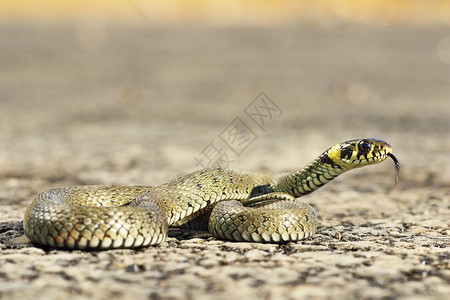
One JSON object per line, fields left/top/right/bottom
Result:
{"left": 24, "top": 138, "right": 399, "bottom": 250}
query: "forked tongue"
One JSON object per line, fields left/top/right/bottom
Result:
{"left": 387, "top": 153, "right": 400, "bottom": 189}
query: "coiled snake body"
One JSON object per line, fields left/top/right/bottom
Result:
{"left": 24, "top": 138, "right": 399, "bottom": 250}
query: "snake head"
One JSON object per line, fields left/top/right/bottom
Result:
{"left": 328, "top": 138, "right": 400, "bottom": 187}
{"left": 328, "top": 138, "right": 395, "bottom": 169}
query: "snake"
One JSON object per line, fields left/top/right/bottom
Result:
{"left": 23, "top": 138, "right": 399, "bottom": 250}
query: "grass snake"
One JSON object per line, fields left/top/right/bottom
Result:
{"left": 24, "top": 138, "right": 400, "bottom": 250}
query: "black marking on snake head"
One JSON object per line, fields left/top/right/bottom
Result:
{"left": 321, "top": 152, "right": 335, "bottom": 165}
{"left": 340, "top": 147, "right": 353, "bottom": 160}
{"left": 357, "top": 153, "right": 368, "bottom": 161}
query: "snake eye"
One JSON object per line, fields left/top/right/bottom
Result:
{"left": 359, "top": 140, "right": 371, "bottom": 152}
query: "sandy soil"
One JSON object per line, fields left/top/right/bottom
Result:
{"left": 0, "top": 23, "right": 449, "bottom": 300}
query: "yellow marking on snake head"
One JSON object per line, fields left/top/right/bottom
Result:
{"left": 327, "top": 143, "right": 343, "bottom": 165}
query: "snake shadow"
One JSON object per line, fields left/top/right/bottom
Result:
{"left": 0, "top": 221, "right": 215, "bottom": 249}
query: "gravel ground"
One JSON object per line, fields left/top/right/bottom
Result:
{"left": 0, "top": 23, "right": 449, "bottom": 300}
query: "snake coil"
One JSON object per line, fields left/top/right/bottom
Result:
{"left": 24, "top": 138, "right": 399, "bottom": 250}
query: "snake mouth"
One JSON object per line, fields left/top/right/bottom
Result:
{"left": 340, "top": 150, "right": 390, "bottom": 167}
{"left": 387, "top": 153, "right": 400, "bottom": 188}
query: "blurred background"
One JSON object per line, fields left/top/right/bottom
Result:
{"left": 0, "top": 0, "right": 449, "bottom": 189}
{"left": 1, "top": 3, "right": 449, "bottom": 299}
{"left": 1, "top": 0, "right": 450, "bottom": 24}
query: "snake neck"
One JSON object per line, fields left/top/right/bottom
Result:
{"left": 271, "top": 150, "right": 348, "bottom": 197}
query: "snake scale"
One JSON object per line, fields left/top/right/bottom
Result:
{"left": 24, "top": 138, "right": 399, "bottom": 250}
